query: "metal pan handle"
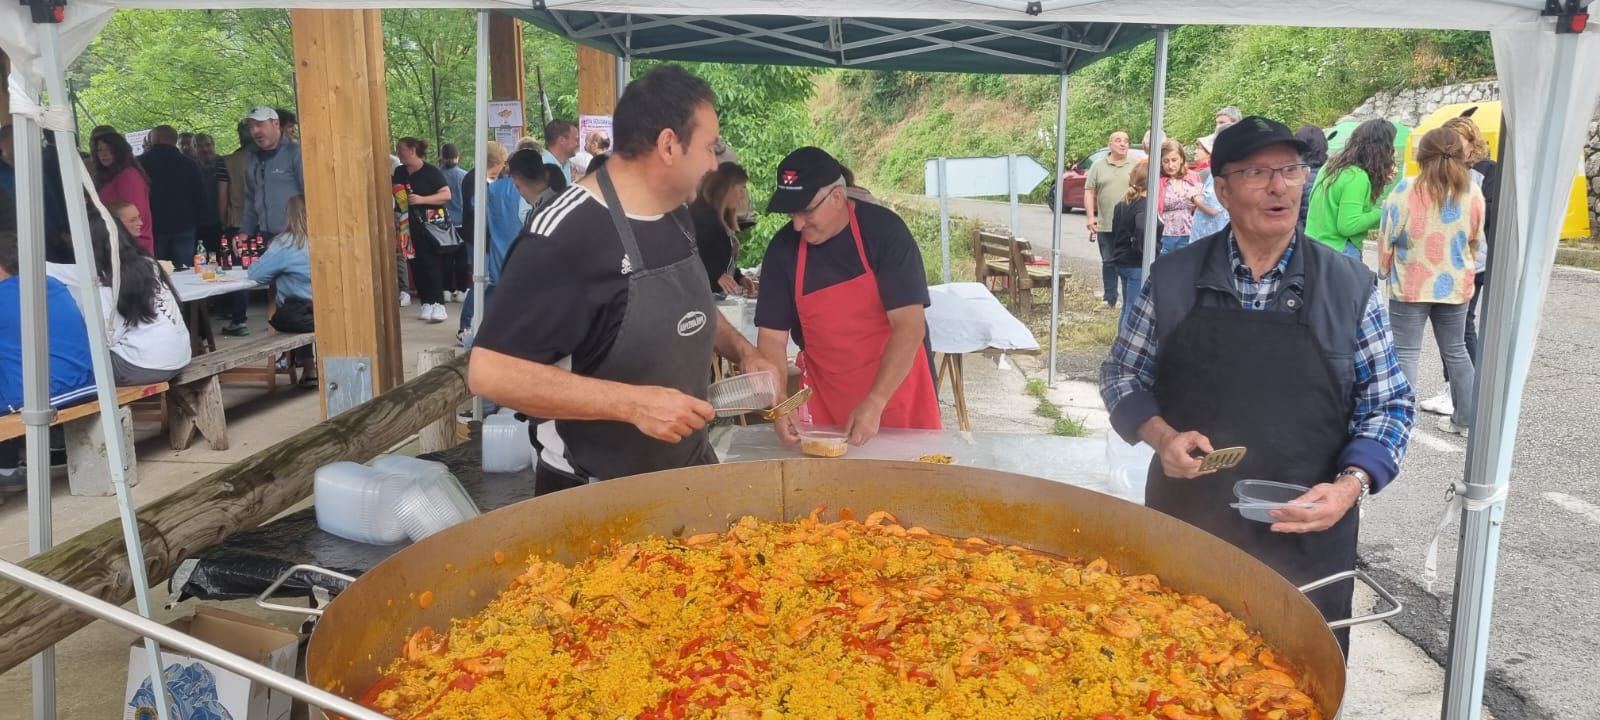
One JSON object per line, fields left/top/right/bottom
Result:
{"left": 0, "top": 558, "right": 393, "bottom": 720}
{"left": 1298, "top": 568, "right": 1403, "bottom": 630}
{"left": 255, "top": 564, "right": 356, "bottom": 618}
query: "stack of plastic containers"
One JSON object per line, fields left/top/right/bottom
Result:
{"left": 371, "top": 454, "right": 481, "bottom": 542}
{"left": 481, "top": 408, "right": 533, "bottom": 473}
{"left": 313, "top": 462, "right": 411, "bottom": 545}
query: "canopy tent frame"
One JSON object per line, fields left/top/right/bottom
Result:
{"left": 0, "top": 5, "right": 1594, "bottom": 720}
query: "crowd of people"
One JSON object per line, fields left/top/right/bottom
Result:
{"left": 1085, "top": 106, "right": 1494, "bottom": 439}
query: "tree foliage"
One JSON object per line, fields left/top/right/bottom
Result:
{"left": 817, "top": 26, "right": 1497, "bottom": 198}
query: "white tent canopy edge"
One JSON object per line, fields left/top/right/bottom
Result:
{"left": 0, "top": 3, "right": 1594, "bottom": 720}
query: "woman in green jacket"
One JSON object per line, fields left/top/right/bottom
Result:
{"left": 1305, "top": 119, "right": 1396, "bottom": 260}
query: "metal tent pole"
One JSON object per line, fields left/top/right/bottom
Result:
{"left": 1045, "top": 72, "right": 1067, "bottom": 388}
{"left": 37, "top": 23, "right": 174, "bottom": 720}
{"left": 1443, "top": 31, "right": 1592, "bottom": 720}
{"left": 937, "top": 158, "right": 950, "bottom": 284}
{"left": 470, "top": 9, "right": 490, "bottom": 422}
{"left": 10, "top": 68, "right": 58, "bottom": 720}
{"left": 1140, "top": 26, "right": 1169, "bottom": 280}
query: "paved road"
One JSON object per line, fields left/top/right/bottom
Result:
{"left": 946, "top": 198, "right": 1599, "bottom": 719}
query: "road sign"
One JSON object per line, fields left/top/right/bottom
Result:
{"left": 923, "top": 155, "right": 1050, "bottom": 198}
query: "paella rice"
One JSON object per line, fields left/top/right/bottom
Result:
{"left": 362, "top": 508, "right": 1322, "bottom": 720}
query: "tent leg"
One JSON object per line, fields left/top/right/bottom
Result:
{"left": 1443, "top": 30, "right": 1597, "bottom": 720}
{"left": 35, "top": 24, "right": 174, "bottom": 720}
{"left": 1046, "top": 72, "right": 1068, "bottom": 388}
{"left": 1141, "top": 27, "right": 1169, "bottom": 278}
{"left": 11, "top": 68, "right": 57, "bottom": 720}
{"left": 470, "top": 9, "right": 490, "bottom": 422}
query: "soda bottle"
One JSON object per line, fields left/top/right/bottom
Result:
{"left": 193, "top": 240, "right": 207, "bottom": 275}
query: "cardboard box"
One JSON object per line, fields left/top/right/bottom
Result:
{"left": 124, "top": 607, "right": 299, "bottom": 720}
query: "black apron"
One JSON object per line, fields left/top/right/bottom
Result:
{"left": 1147, "top": 300, "right": 1360, "bottom": 653}
{"left": 537, "top": 166, "right": 719, "bottom": 494}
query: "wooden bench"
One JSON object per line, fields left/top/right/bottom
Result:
{"left": 166, "top": 332, "right": 315, "bottom": 451}
{"left": 973, "top": 230, "right": 1071, "bottom": 316}
{"left": 0, "top": 383, "right": 168, "bottom": 497}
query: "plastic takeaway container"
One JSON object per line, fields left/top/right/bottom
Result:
{"left": 1231, "top": 479, "right": 1318, "bottom": 523}
{"left": 313, "top": 462, "right": 411, "bottom": 545}
{"left": 394, "top": 473, "right": 481, "bottom": 542}
{"left": 707, "top": 372, "right": 778, "bottom": 418}
{"left": 481, "top": 409, "right": 533, "bottom": 473}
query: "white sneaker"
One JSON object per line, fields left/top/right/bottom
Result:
{"left": 399, "top": 291, "right": 412, "bottom": 307}
{"left": 1435, "top": 415, "right": 1470, "bottom": 438}
{"left": 419, "top": 302, "right": 433, "bottom": 321}
{"left": 1419, "top": 386, "right": 1454, "bottom": 416}
{"left": 432, "top": 303, "right": 449, "bottom": 323}
{"left": 455, "top": 290, "right": 468, "bottom": 303}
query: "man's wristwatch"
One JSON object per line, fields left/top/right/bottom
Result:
{"left": 1337, "top": 467, "right": 1372, "bottom": 506}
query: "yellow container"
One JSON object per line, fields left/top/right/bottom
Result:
{"left": 1404, "top": 101, "right": 1593, "bottom": 240}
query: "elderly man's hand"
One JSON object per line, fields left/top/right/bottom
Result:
{"left": 1154, "top": 429, "right": 1216, "bottom": 479}
{"left": 1269, "top": 477, "right": 1362, "bottom": 533}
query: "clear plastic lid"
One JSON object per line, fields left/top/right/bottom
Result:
{"left": 708, "top": 373, "right": 778, "bottom": 417}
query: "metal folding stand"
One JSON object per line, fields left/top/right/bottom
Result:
{"left": 11, "top": 9, "right": 173, "bottom": 718}
{"left": 1044, "top": 72, "right": 1067, "bottom": 388}
{"left": 469, "top": 9, "right": 489, "bottom": 422}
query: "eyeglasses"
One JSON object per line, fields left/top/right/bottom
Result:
{"left": 1219, "top": 163, "right": 1310, "bottom": 189}
{"left": 791, "top": 187, "right": 838, "bottom": 218}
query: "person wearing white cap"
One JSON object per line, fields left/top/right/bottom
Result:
{"left": 232, "top": 105, "right": 304, "bottom": 336}
{"left": 1187, "top": 131, "right": 1231, "bottom": 244}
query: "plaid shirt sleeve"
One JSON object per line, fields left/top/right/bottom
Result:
{"left": 1340, "top": 284, "right": 1416, "bottom": 492}
{"left": 1099, "top": 280, "right": 1162, "bottom": 444}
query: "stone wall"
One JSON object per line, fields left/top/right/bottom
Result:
{"left": 1340, "top": 79, "right": 1600, "bottom": 240}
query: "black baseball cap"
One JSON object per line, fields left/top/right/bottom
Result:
{"left": 765, "top": 146, "right": 844, "bottom": 214}
{"left": 1210, "top": 116, "right": 1310, "bottom": 175}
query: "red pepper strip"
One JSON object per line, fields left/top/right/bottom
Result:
{"left": 1166, "top": 643, "right": 1178, "bottom": 661}
{"left": 1144, "top": 690, "right": 1160, "bottom": 710}
{"left": 679, "top": 634, "right": 710, "bottom": 660}
{"left": 673, "top": 583, "right": 687, "bottom": 598}
{"left": 356, "top": 675, "right": 400, "bottom": 709}
{"left": 1142, "top": 649, "right": 1154, "bottom": 666}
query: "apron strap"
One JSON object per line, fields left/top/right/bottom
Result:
{"left": 595, "top": 164, "right": 646, "bottom": 274}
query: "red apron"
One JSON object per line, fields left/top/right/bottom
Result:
{"left": 794, "top": 205, "right": 942, "bottom": 430}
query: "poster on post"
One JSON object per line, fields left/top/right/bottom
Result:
{"left": 488, "top": 100, "right": 524, "bottom": 129}
{"left": 579, "top": 115, "right": 613, "bottom": 152}
{"left": 494, "top": 126, "right": 521, "bottom": 149}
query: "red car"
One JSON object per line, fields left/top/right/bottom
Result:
{"left": 1046, "top": 147, "right": 1147, "bottom": 212}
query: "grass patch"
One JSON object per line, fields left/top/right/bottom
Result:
{"left": 1051, "top": 416, "right": 1090, "bottom": 438}
{"left": 1024, "top": 379, "right": 1048, "bottom": 399}
{"left": 1033, "top": 398, "right": 1062, "bottom": 420}
{"left": 1018, "top": 276, "right": 1122, "bottom": 353}
{"left": 1557, "top": 242, "right": 1600, "bottom": 271}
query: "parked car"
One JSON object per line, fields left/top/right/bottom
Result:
{"left": 1045, "top": 147, "right": 1146, "bottom": 212}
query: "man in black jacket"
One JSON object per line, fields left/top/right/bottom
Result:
{"left": 141, "top": 125, "right": 207, "bottom": 269}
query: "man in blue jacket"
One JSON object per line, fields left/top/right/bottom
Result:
{"left": 232, "top": 106, "right": 305, "bottom": 336}
{"left": 0, "top": 228, "right": 95, "bottom": 490}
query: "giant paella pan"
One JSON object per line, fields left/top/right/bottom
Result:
{"left": 298, "top": 459, "right": 1396, "bottom": 719}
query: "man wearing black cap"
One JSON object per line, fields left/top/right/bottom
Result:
{"left": 1099, "top": 117, "right": 1415, "bottom": 653}
{"left": 756, "top": 147, "right": 941, "bottom": 447}
{"left": 468, "top": 65, "right": 778, "bottom": 495}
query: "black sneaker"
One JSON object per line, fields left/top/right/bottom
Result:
{"left": 222, "top": 323, "right": 250, "bottom": 337}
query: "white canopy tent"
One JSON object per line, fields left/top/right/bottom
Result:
{"left": 0, "top": 2, "right": 1593, "bottom": 720}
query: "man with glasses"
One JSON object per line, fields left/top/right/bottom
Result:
{"left": 1098, "top": 117, "right": 1415, "bottom": 655}
{"left": 756, "top": 147, "right": 941, "bottom": 448}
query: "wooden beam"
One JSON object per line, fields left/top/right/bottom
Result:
{"left": 292, "top": 9, "right": 403, "bottom": 411}
{"left": 489, "top": 12, "right": 527, "bottom": 140}
{"left": 0, "top": 355, "right": 471, "bottom": 674}
{"left": 577, "top": 45, "right": 618, "bottom": 117}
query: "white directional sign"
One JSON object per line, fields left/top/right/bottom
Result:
{"left": 923, "top": 155, "right": 1051, "bottom": 198}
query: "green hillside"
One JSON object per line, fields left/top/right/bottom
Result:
{"left": 811, "top": 26, "right": 1495, "bottom": 199}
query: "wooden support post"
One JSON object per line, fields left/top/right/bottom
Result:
{"left": 417, "top": 348, "right": 461, "bottom": 452}
{"left": 291, "top": 8, "right": 402, "bottom": 416}
{"left": 489, "top": 12, "right": 527, "bottom": 140}
{"left": 577, "top": 45, "right": 619, "bottom": 117}
{"left": 0, "top": 356, "right": 471, "bottom": 673}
